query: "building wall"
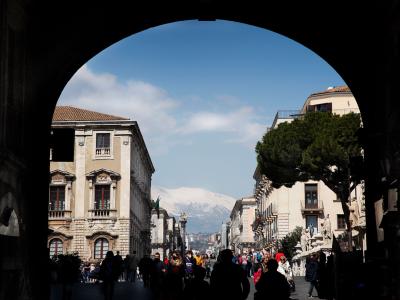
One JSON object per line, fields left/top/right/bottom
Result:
{"left": 254, "top": 90, "right": 366, "bottom": 249}
{"left": 241, "top": 198, "right": 256, "bottom": 243}
{"left": 49, "top": 121, "right": 153, "bottom": 261}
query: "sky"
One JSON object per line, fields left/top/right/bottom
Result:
{"left": 58, "top": 20, "right": 345, "bottom": 200}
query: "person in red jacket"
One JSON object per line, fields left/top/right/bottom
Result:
{"left": 275, "top": 248, "right": 285, "bottom": 262}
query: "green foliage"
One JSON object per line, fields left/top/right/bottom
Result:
{"left": 256, "top": 112, "right": 363, "bottom": 196}
{"left": 280, "top": 226, "right": 303, "bottom": 261}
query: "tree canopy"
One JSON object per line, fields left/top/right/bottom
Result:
{"left": 255, "top": 112, "right": 363, "bottom": 230}
{"left": 280, "top": 226, "right": 303, "bottom": 261}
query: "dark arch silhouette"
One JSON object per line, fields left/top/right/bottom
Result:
{"left": 1, "top": 1, "right": 400, "bottom": 299}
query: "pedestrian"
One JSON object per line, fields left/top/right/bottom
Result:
{"left": 100, "top": 251, "right": 119, "bottom": 300}
{"left": 183, "top": 266, "right": 211, "bottom": 300}
{"left": 240, "top": 252, "right": 248, "bottom": 272}
{"left": 255, "top": 258, "right": 291, "bottom": 300}
{"left": 150, "top": 252, "right": 166, "bottom": 298}
{"left": 127, "top": 252, "right": 138, "bottom": 283}
{"left": 82, "top": 261, "right": 91, "bottom": 283}
{"left": 246, "top": 251, "right": 253, "bottom": 277}
{"left": 210, "top": 249, "right": 250, "bottom": 300}
{"left": 165, "top": 251, "right": 185, "bottom": 300}
{"left": 184, "top": 250, "right": 196, "bottom": 282}
{"left": 113, "top": 251, "right": 123, "bottom": 281}
{"left": 305, "top": 254, "right": 319, "bottom": 298}
{"left": 56, "top": 254, "right": 82, "bottom": 300}
{"left": 278, "top": 255, "right": 295, "bottom": 291}
{"left": 275, "top": 248, "right": 285, "bottom": 262}
{"left": 317, "top": 251, "right": 328, "bottom": 298}
{"left": 123, "top": 255, "right": 130, "bottom": 282}
{"left": 138, "top": 254, "right": 153, "bottom": 288}
{"left": 203, "top": 254, "right": 211, "bottom": 278}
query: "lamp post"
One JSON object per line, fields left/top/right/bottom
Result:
{"left": 179, "top": 212, "right": 188, "bottom": 257}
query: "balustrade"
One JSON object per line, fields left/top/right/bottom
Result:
{"left": 88, "top": 209, "right": 117, "bottom": 218}
{"left": 95, "top": 148, "right": 111, "bottom": 156}
{"left": 48, "top": 210, "right": 71, "bottom": 219}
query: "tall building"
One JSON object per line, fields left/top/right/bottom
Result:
{"left": 150, "top": 207, "right": 179, "bottom": 258}
{"left": 48, "top": 106, "right": 154, "bottom": 261}
{"left": 253, "top": 86, "right": 366, "bottom": 252}
{"left": 229, "top": 197, "right": 257, "bottom": 254}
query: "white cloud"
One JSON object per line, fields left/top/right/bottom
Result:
{"left": 58, "top": 65, "right": 267, "bottom": 154}
{"left": 58, "top": 65, "right": 179, "bottom": 155}
{"left": 179, "top": 106, "right": 267, "bottom": 146}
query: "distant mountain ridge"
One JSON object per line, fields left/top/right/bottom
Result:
{"left": 151, "top": 186, "right": 236, "bottom": 233}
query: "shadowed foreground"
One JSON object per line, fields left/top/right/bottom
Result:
{"left": 50, "top": 277, "right": 316, "bottom": 300}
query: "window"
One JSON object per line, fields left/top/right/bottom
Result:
{"left": 306, "top": 215, "right": 318, "bottom": 235}
{"left": 305, "top": 184, "right": 318, "bottom": 208}
{"left": 49, "top": 186, "right": 65, "bottom": 211}
{"left": 94, "top": 185, "right": 110, "bottom": 210}
{"left": 337, "top": 214, "right": 346, "bottom": 229}
{"left": 315, "top": 103, "right": 332, "bottom": 112}
{"left": 307, "top": 103, "right": 332, "bottom": 113}
{"left": 96, "top": 133, "right": 111, "bottom": 156}
{"left": 49, "top": 238, "right": 63, "bottom": 257}
{"left": 94, "top": 238, "right": 109, "bottom": 259}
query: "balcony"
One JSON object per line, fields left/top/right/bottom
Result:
{"left": 48, "top": 210, "right": 72, "bottom": 219}
{"left": 88, "top": 209, "right": 117, "bottom": 219}
{"left": 300, "top": 200, "right": 324, "bottom": 215}
{"left": 95, "top": 147, "right": 111, "bottom": 156}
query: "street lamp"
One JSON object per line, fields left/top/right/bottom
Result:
{"left": 179, "top": 212, "right": 188, "bottom": 257}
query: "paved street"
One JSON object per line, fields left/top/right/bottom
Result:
{"left": 51, "top": 276, "right": 318, "bottom": 300}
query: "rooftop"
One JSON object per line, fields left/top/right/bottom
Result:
{"left": 53, "top": 106, "right": 129, "bottom": 122}
{"left": 309, "top": 85, "right": 351, "bottom": 97}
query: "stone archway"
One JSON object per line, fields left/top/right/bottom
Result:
{"left": 1, "top": 1, "right": 400, "bottom": 299}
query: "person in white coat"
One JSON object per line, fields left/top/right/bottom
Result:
{"left": 277, "top": 256, "right": 295, "bottom": 291}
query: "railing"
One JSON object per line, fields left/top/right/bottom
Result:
{"left": 48, "top": 210, "right": 71, "bottom": 219}
{"left": 88, "top": 209, "right": 117, "bottom": 218}
{"left": 95, "top": 148, "right": 111, "bottom": 156}
{"left": 271, "top": 110, "right": 301, "bottom": 128}
{"left": 300, "top": 199, "right": 324, "bottom": 214}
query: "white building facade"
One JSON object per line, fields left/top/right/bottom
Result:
{"left": 48, "top": 106, "right": 154, "bottom": 261}
{"left": 253, "top": 86, "right": 366, "bottom": 252}
{"left": 150, "top": 208, "right": 179, "bottom": 259}
{"left": 229, "top": 197, "right": 257, "bottom": 254}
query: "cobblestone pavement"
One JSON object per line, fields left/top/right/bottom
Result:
{"left": 50, "top": 276, "right": 319, "bottom": 300}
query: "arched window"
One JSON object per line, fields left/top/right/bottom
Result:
{"left": 94, "top": 238, "right": 109, "bottom": 259}
{"left": 49, "top": 238, "right": 63, "bottom": 257}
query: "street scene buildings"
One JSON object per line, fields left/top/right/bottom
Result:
{"left": 222, "top": 86, "right": 367, "bottom": 262}
{"left": 48, "top": 106, "right": 154, "bottom": 260}
{"left": 150, "top": 208, "right": 183, "bottom": 258}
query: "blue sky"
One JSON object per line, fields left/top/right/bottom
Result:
{"left": 58, "top": 20, "right": 345, "bottom": 200}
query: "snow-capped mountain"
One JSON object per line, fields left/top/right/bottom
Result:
{"left": 151, "top": 186, "right": 236, "bottom": 233}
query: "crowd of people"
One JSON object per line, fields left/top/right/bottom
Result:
{"left": 49, "top": 247, "right": 333, "bottom": 300}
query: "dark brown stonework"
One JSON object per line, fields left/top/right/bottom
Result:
{"left": 1, "top": 0, "right": 400, "bottom": 299}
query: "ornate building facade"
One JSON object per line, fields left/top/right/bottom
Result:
{"left": 253, "top": 86, "right": 366, "bottom": 252}
{"left": 48, "top": 106, "right": 154, "bottom": 261}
